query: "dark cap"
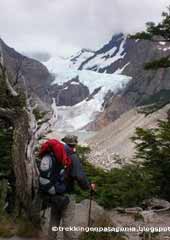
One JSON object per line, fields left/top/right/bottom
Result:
{"left": 61, "top": 135, "right": 78, "bottom": 145}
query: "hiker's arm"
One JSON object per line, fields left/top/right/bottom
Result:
{"left": 70, "top": 154, "right": 91, "bottom": 190}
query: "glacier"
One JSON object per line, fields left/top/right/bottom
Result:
{"left": 44, "top": 48, "right": 131, "bottom": 131}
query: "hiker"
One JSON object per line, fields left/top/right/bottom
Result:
{"left": 39, "top": 135, "right": 96, "bottom": 240}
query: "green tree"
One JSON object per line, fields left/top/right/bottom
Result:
{"left": 75, "top": 146, "right": 155, "bottom": 208}
{"left": 131, "top": 119, "right": 170, "bottom": 200}
{"left": 130, "top": 6, "right": 170, "bottom": 69}
{"left": 0, "top": 127, "right": 13, "bottom": 176}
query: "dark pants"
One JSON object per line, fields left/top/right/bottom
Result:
{"left": 48, "top": 195, "right": 76, "bottom": 240}
{"left": 48, "top": 202, "right": 62, "bottom": 240}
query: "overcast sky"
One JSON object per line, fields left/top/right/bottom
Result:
{"left": 0, "top": 0, "right": 169, "bottom": 57}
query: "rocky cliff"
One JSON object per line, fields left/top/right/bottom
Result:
{"left": 78, "top": 33, "right": 170, "bottom": 129}
{"left": 0, "top": 39, "right": 53, "bottom": 108}
{"left": 49, "top": 77, "right": 89, "bottom": 106}
{"left": 2, "top": 33, "right": 170, "bottom": 130}
{"left": 0, "top": 39, "right": 91, "bottom": 110}
{"left": 43, "top": 33, "right": 170, "bottom": 130}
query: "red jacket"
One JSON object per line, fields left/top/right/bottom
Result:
{"left": 39, "top": 139, "right": 71, "bottom": 168}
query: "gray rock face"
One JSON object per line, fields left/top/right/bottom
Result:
{"left": 80, "top": 34, "right": 170, "bottom": 129}
{"left": 43, "top": 198, "right": 170, "bottom": 240}
{"left": 50, "top": 77, "right": 89, "bottom": 106}
{"left": 0, "top": 39, "right": 52, "bottom": 107}
{"left": 142, "top": 198, "right": 170, "bottom": 212}
{"left": 0, "top": 39, "right": 91, "bottom": 108}
{"left": 2, "top": 33, "right": 170, "bottom": 124}
{"left": 120, "top": 39, "right": 170, "bottom": 105}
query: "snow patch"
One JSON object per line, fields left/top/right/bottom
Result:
{"left": 44, "top": 43, "right": 131, "bottom": 131}
{"left": 83, "top": 38, "right": 126, "bottom": 70}
{"left": 114, "top": 62, "right": 130, "bottom": 74}
{"left": 71, "top": 81, "right": 80, "bottom": 85}
{"left": 50, "top": 73, "right": 131, "bottom": 131}
{"left": 70, "top": 50, "right": 94, "bottom": 69}
{"left": 51, "top": 68, "right": 130, "bottom": 95}
{"left": 63, "top": 86, "right": 69, "bottom": 90}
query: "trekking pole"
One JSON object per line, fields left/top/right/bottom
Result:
{"left": 88, "top": 188, "right": 93, "bottom": 227}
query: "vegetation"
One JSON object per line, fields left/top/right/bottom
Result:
{"left": 130, "top": 6, "right": 170, "bottom": 69}
{"left": 75, "top": 146, "right": 155, "bottom": 209}
{"left": 0, "top": 126, "right": 13, "bottom": 176}
{"left": 0, "top": 58, "right": 41, "bottom": 234}
{"left": 0, "top": 79, "right": 26, "bottom": 111}
{"left": 33, "top": 107, "right": 46, "bottom": 121}
{"left": 0, "top": 124, "right": 13, "bottom": 214}
{"left": 0, "top": 215, "right": 39, "bottom": 238}
{"left": 15, "top": 216, "right": 40, "bottom": 238}
{"left": 1, "top": 5, "right": 170, "bottom": 234}
{"left": 76, "top": 118, "right": 170, "bottom": 208}
{"left": 132, "top": 119, "right": 170, "bottom": 200}
{"left": 0, "top": 215, "right": 16, "bottom": 238}
{"left": 130, "top": 5, "right": 170, "bottom": 114}
{"left": 129, "top": 4, "right": 170, "bottom": 203}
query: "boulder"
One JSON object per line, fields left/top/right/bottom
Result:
{"left": 125, "top": 207, "right": 143, "bottom": 214}
{"left": 74, "top": 199, "right": 105, "bottom": 227}
{"left": 139, "top": 210, "right": 156, "bottom": 223}
{"left": 142, "top": 198, "right": 170, "bottom": 212}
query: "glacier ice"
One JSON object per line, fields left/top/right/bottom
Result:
{"left": 44, "top": 48, "right": 131, "bottom": 131}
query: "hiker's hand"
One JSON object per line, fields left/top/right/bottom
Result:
{"left": 90, "top": 183, "right": 96, "bottom": 192}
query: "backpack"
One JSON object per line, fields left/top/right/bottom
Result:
{"left": 39, "top": 153, "right": 65, "bottom": 195}
{"left": 38, "top": 139, "right": 71, "bottom": 195}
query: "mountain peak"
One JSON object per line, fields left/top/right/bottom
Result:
{"left": 81, "top": 48, "right": 95, "bottom": 53}
{"left": 111, "top": 32, "right": 124, "bottom": 41}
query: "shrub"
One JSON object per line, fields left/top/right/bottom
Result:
{"left": 75, "top": 146, "right": 155, "bottom": 209}
{"left": 132, "top": 119, "right": 170, "bottom": 200}
{"left": 0, "top": 127, "right": 13, "bottom": 176}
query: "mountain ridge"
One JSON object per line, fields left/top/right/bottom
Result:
{"left": 1, "top": 32, "right": 170, "bottom": 131}
{"left": 77, "top": 33, "right": 170, "bottom": 129}
{"left": 0, "top": 38, "right": 52, "bottom": 109}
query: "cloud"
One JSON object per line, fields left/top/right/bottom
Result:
{"left": 0, "top": 0, "right": 169, "bottom": 56}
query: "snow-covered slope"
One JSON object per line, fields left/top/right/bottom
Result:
{"left": 45, "top": 48, "right": 94, "bottom": 78}
{"left": 79, "top": 33, "right": 127, "bottom": 72}
{"left": 70, "top": 48, "right": 95, "bottom": 69}
{"left": 49, "top": 73, "right": 131, "bottom": 131}
{"left": 81, "top": 36, "right": 126, "bottom": 71}
{"left": 43, "top": 41, "right": 131, "bottom": 131}
{"left": 46, "top": 58, "right": 130, "bottom": 95}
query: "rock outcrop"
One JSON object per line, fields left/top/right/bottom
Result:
{"left": 0, "top": 39, "right": 92, "bottom": 109}
{"left": 2, "top": 33, "right": 170, "bottom": 129}
{"left": 0, "top": 38, "right": 52, "bottom": 109}
{"left": 50, "top": 77, "right": 89, "bottom": 106}
{"left": 41, "top": 198, "right": 170, "bottom": 240}
{"left": 79, "top": 34, "right": 170, "bottom": 129}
